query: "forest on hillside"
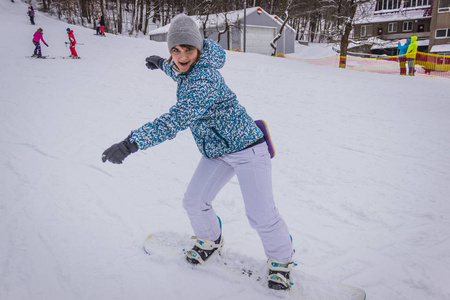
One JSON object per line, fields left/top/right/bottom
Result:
{"left": 31, "top": 0, "right": 372, "bottom": 44}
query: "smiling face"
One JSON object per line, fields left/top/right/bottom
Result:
{"left": 170, "top": 45, "right": 199, "bottom": 73}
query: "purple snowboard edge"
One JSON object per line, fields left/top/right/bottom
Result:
{"left": 255, "top": 119, "right": 275, "bottom": 159}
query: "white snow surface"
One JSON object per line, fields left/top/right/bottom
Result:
{"left": 1, "top": 2, "right": 450, "bottom": 300}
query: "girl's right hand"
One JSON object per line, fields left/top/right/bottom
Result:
{"left": 145, "top": 55, "right": 164, "bottom": 70}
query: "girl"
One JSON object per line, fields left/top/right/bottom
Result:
{"left": 32, "top": 28, "right": 48, "bottom": 58}
{"left": 102, "top": 14, "right": 294, "bottom": 290}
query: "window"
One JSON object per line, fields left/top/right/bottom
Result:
{"left": 435, "top": 28, "right": 450, "bottom": 38}
{"left": 405, "top": 0, "right": 430, "bottom": 7}
{"left": 438, "top": 0, "right": 450, "bottom": 12}
{"left": 376, "top": 0, "right": 401, "bottom": 10}
{"left": 388, "top": 23, "right": 398, "bottom": 33}
{"left": 403, "top": 21, "right": 413, "bottom": 32}
{"left": 360, "top": 25, "right": 373, "bottom": 37}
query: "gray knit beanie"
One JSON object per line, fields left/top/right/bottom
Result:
{"left": 167, "top": 14, "right": 203, "bottom": 52}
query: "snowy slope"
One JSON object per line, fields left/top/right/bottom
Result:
{"left": 1, "top": 1, "right": 450, "bottom": 300}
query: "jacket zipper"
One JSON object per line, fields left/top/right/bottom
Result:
{"left": 202, "top": 140, "right": 210, "bottom": 158}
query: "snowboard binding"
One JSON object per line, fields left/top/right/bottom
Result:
{"left": 185, "top": 235, "right": 224, "bottom": 264}
{"left": 267, "top": 258, "right": 296, "bottom": 290}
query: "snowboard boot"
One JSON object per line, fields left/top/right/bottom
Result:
{"left": 185, "top": 235, "right": 224, "bottom": 265}
{"left": 267, "top": 258, "right": 296, "bottom": 290}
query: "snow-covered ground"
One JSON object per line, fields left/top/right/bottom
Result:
{"left": 1, "top": 1, "right": 450, "bottom": 300}
{"left": 292, "top": 43, "right": 337, "bottom": 59}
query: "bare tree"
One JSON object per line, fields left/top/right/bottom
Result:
{"left": 216, "top": 11, "right": 230, "bottom": 43}
{"left": 270, "top": 0, "right": 293, "bottom": 56}
{"left": 129, "top": 0, "right": 139, "bottom": 35}
{"left": 320, "top": 0, "right": 371, "bottom": 68}
{"left": 116, "top": 0, "right": 123, "bottom": 33}
{"left": 34, "top": 0, "right": 373, "bottom": 55}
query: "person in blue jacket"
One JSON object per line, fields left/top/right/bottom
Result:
{"left": 397, "top": 38, "right": 410, "bottom": 75}
{"left": 102, "top": 13, "right": 295, "bottom": 290}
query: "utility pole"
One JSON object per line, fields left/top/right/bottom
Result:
{"left": 243, "top": 0, "right": 246, "bottom": 52}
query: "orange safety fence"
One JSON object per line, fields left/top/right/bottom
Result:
{"left": 274, "top": 52, "right": 450, "bottom": 79}
{"left": 275, "top": 52, "right": 340, "bottom": 67}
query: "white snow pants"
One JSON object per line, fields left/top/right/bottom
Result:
{"left": 183, "top": 143, "right": 293, "bottom": 262}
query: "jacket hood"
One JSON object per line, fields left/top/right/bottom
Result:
{"left": 195, "top": 39, "right": 225, "bottom": 71}
{"left": 410, "top": 36, "right": 418, "bottom": 43}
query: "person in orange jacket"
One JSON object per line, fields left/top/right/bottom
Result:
{"left": 66, "top": 28, "right": 79, "bottom": 58}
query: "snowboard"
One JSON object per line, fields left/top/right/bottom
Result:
{"left": 143, "top": 231, "right": 366, "bottom": 300}
{"left": 255, "top": 119, "right": 275, "bottom": 159}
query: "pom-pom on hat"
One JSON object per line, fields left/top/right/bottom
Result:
{"left": 167, "top": 14, "right": 203, "bottom": 52}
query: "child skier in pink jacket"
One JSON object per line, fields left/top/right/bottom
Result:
{"left": 32, "top": 28, "right": 48, "bottom": 58}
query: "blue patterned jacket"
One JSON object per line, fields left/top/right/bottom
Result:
{"left": 130, "top": 39, "right": 262, "bottom": 158}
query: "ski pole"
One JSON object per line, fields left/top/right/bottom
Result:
{"left": 64, "top": 42, "right": 84, "bottom": 45}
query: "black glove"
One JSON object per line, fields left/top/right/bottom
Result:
{"left": 102, "top": 135, "right": 138, "bottom": 164}
{"left": 145, "top": 55, "right": 164, "bottom": 70}
{"left": 44, "top": 43, "right": 48, "bottom": 47}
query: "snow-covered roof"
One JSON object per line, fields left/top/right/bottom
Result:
{"left": 148, "top": 7, "right": 295, "bottom": 36}
{"left": 354, "top": 0, "right": 431, "bottom": 24}
{"left": 417, "top": 39, "right": 430, "bottom": 46}
{"left": 349, "top": 36, "right": 429, "bottom": 50}
{"left": 265, "top": 11, "right": 296, "bottom": 32}
{"left": 370, "top": 39, "right": 398, "bottom": 50}
{"left": 430, "top": 44, "right": 450, "bottom": 53}
{"left": 370, "top": 38, "right": 429, "bottom": 49}
{"left": 149, "top": 7, "right": 260, "bottom": 35}
{"left": 148, "top": 16, "right": 195, "bottom": 35}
